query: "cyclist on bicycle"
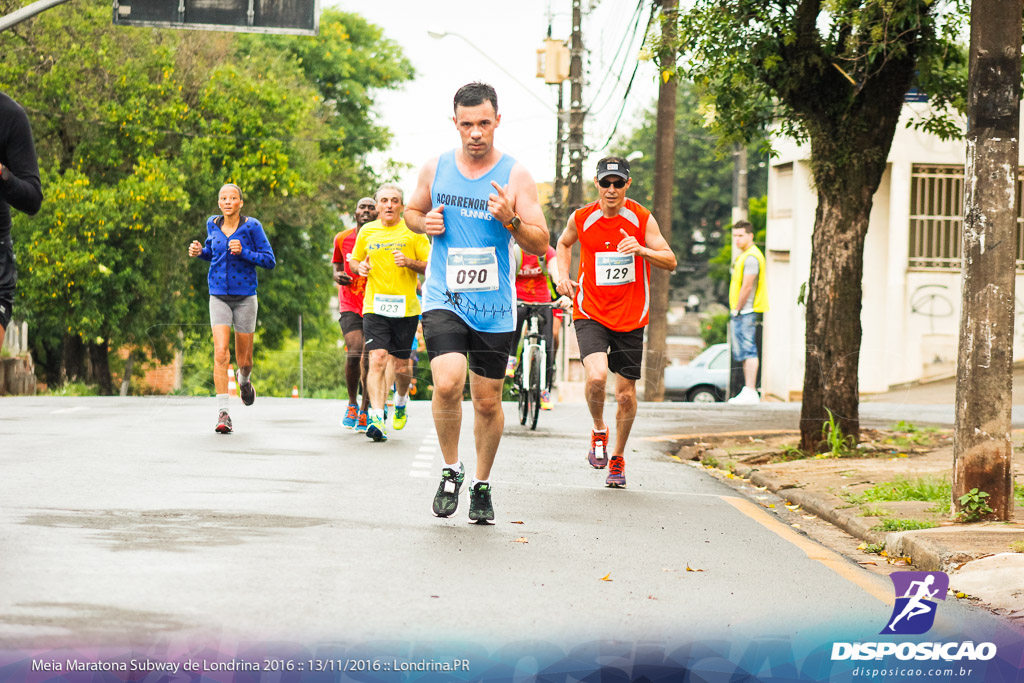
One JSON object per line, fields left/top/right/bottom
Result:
{"left": 507, "top": 243, "right": 564, "bottom": 409}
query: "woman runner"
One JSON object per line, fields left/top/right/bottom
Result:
{"left": 188, "top": 183, "right": 276, "bottom": 433}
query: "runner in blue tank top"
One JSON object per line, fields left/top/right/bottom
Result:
{"left": 406, "top": 82, "right": 550, "bottom": 525}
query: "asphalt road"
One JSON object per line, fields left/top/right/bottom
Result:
{"left": 0, "top": 396, "right": 1016, "bottom": 676}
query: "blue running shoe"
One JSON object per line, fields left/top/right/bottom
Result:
{"left": 341, "top": 404, "right": 358, "bottom": 429}
{"left": 354, "top": 411, "right": 368, "bottom": 433}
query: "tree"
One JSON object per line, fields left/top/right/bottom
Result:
{"left": 1, "top": 4, "right": 413, "bottom": 391}
{"left": 675, "top": 1, "right": 967, "bottom": 450}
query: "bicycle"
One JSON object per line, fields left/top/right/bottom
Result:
{"left": 511, "top": 299, "right": 567, "bottom": 430}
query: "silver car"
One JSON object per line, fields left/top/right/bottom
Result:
{"left": 663, "top": 342, "right": 729, "bottom": 402}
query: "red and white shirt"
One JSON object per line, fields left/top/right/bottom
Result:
{"left": 571, "top": 198, "right": 651, "bottom": 332}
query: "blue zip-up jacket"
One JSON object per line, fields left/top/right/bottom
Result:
{"left": 198, "top": 215, "right": 276, "bottom": 295}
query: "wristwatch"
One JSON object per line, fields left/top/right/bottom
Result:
{"left": 505, "top": 213, "right": 522, "bottom": 231}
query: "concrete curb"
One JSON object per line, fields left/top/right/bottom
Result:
{"left": 733, "top": 464, "right": 952, "bottom": 569}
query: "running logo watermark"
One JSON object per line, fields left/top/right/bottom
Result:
{"left": 831, "top": 571, "right": 997, "bottom": 665}
{"left": 882, "top": 571, "right": 947, "bottom": 635}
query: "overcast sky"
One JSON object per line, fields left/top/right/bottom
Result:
{"left": 329, "top": 0, "right": 661, "bottom": 195}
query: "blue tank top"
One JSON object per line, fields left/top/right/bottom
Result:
{"left": 423, "top": 150, "right": 518, "bottom": 332}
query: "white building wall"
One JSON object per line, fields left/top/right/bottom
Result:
{"left": 764, "top": 107, "right": 1024, "bottom": 400}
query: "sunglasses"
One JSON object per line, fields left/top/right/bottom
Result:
{"left": 598, "top": 178, "right": 627, "bottom": 188}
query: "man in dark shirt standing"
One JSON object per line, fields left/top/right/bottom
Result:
{"left": 0, "top": 91, "right": 43, "bottom": 348}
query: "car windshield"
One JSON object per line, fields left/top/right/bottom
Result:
{"left": 689, "top": 344, "right": 722, "bottom": 369}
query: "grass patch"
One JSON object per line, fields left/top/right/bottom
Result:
{"left": 859, "top": 505, "right": 893, "bottom": 518}
{"left": 844, "top": 475, "right": 951, "bottom": 505}
{"left": 1010, "top": 540, "right": 1024, "bottom": 554}
{"left": 42, "top": 381, "right": 101, "bottom": 397}
{"left": 1015, "top": 483, "right": 1024, "bottom": 507}
{"left": 887, "top": 421, "right": 943, "bottom": 447}
{"left": 860, "top": 542, "right": 886, "bottom": 555}
{"left": 871, "top": 518, "right": 939, "bottom": 532}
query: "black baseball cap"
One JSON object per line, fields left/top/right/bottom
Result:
{"left": 596, "top": 158, "right": 630, "bottom": 181}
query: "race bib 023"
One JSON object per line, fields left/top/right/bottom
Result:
{"left": 372, "top": 293, "right": 406, "bottom": 318}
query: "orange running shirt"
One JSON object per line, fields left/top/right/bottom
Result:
{"left": 571, "top": 198, "right": 651, "bottom": 332}
{"left": 332, "top": 227, "right": 367, "bottom": 315}
{"left": 515, "top": 246, "right": 557, "bottom": 303}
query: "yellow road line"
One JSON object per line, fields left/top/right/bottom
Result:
{"left": 644, "top": 429, "right": 799, "bottom": 443}
{"left": 722, "top": 495, "right": 894, "bottom": 606}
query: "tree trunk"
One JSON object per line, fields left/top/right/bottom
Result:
{"left": 62, "top": 333, "right": 85, "bottom": 384}
{"left": 799, "top": 192, "right": 871, "bottom": 451}
{"left": 88, "top": 340, "right": 113, "bottom": 396}
{"left": 643, "top": 0, "right": 678, "bottom": 401}
{"left": 953, "top": 0, "right": 1021, "bottom": 521}
{"left": 119, "top": 350, "right": 133, "bottom": 397}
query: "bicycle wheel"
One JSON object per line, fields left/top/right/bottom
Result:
{"left": 517, "top": 352, "right": 529, "bottom": 425}
{"left": 528, "top": 347, "right": 541, "bottom": 430}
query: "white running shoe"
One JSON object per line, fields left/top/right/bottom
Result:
{"left": 728, "top": 386, "right": 761, "bottom": 405}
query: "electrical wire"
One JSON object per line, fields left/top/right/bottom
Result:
{"left": 590, "top": 0, "right": 657, "bottom": 152}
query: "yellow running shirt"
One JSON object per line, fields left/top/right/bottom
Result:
{"left": 351, "top": 218, "right": 431, "bottom": 317}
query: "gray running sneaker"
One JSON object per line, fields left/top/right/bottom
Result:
{"left": 215, "top": 410, "right": 233, "bottom": 434}
{"left": 432, "top": 463, "right": 465, "bottom": 517}
{"left": 239, "top": 382, "right": 256, "bottom": 406}
{"left": 468, "top": 482, "right": 495, "bottom": 524}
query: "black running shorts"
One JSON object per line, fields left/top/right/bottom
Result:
{"left": 362, "top": 312, "right": 418, "bottom": 359}
{"left": 339, "top": 310, "right": 364, "bottom": 337}
{"left": 0, "top": 240, "right": 16, "bottom": 331}
{"left": 422, "top": 309, "right": 515, "bottom": 380}
{"left": 573, "top": 318, "right": 645, "bottom": 381}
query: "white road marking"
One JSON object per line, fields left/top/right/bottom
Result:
{"left": 50, "top": 407, "right": 88, "bottom": 415}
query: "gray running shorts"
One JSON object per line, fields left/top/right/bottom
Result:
{"left": 209, "top": 295, "right": 258, "bottom": 333}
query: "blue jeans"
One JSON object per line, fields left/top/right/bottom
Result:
{"left": 731, "top": 312, "right": 759, "bottom": 361}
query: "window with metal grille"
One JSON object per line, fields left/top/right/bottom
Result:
{"left": 909, "top": 164, "right": 1024, "bottom": 271}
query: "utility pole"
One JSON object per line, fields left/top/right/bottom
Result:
{"left": 642, "top": 0, "right": 678, "bottom": 401}
{"left": 567, "top": 0, "right": 585, "bottom": 277}
{"left": 552, "top": 79, "right": 567, "bottom": 233}
{"left": 953, "top": 0, "right": 1021, "bottom": 521}
{"left": 727, "top": 142, "right": 750, "bottom": 400}
{"left": 731, "top": 143, "right": 748, "bottom": 224}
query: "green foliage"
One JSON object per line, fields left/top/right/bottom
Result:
{"left": 887, "top": 421, "right": 942, "bottom": 447}
{"left": 1, "top": 5, "right": 413, "bottom": 390}
{"left": 820, "top": 407, "right": 855, "bottom": 457}
{"left": 859, "top": 505, "right": 893, "bottom": 518}
{"left": 674, "top": 0, "right": 967, "bottom": 150}
{"left": 1010, "top": 540, "right": 1024, "bottom": 554}
{"left": 871, "top": 518, "right": 938, "bottom": 532}
{"left": 1015, "top": 482, "right": 1024, "bottom": 506}
{"left": 41, "top": 381, "right": 101, "bottom": 397}
{"left": 845, "top": 475, "right": 951, "bottom": 505}
{"left": 699, "top": 312, "right": 730, "bottom": 346}
{"left": 860, "top": 542, "right": 886, "bottom": 555}
{"left": 956, "top": 488, "right": 993, "bottom": 523}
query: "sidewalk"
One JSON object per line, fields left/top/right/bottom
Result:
{"left": 668, "top": 379, "right": 1024, "bottom": 621}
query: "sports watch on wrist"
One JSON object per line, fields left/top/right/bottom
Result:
{"left": 505, "top": 213, "right": 522, "bottom": 231}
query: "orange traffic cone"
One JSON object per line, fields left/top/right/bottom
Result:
{"left": 228, "top": 364, "right": 238, "bottom": 397}
{"left": 291, "top": 385, "right": 299, "bottom": 398}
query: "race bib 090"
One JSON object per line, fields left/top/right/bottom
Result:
{"left": 446, "top": 247, "right": 499, "bottom": 292}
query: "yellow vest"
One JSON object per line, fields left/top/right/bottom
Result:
{"left": 729, "top": 244, "right": 768, "bottom": 312}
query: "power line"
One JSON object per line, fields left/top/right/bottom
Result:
{"left": 584, "top": 0, "right": 645, "bottom": 114}
{"left": 591, "top": 1, "right": 657, "bottom": 152}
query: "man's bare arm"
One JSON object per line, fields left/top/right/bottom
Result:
{"left": 555, "top": 214, "right": 579, "bottom": 297}
{"left": 404, "top": 157, "right": 440, "bottom": 235}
